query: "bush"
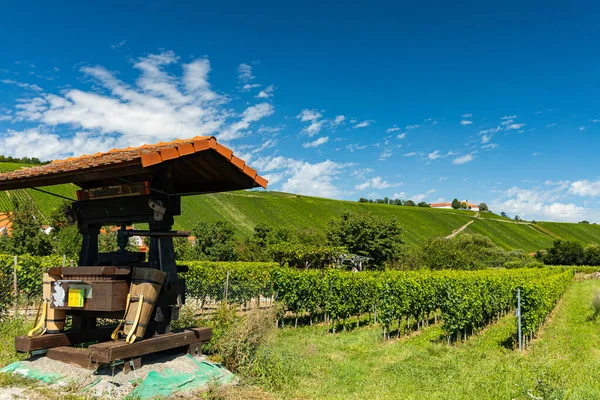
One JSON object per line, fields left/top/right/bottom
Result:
{"left": 215, "top": 306, "right": 281, "bottom": 373}
{"left": 326, "top": 213, "right": 404, "bottom": 268}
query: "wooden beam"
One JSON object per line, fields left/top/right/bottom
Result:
{"left": 15, "top": 325, "right": 117, "bottom": 352}
{"left": 89, "top": 327, "right": 212, "bottom": 363}
{"left": 46, "top": 347, "right": 93, "bottom": 369}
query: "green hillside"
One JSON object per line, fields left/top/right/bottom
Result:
{"left": 2, "top": 162, "right": 600, "bottom": 252}
{"left": 178, "top": 191, "right": 475, "bottom": 244}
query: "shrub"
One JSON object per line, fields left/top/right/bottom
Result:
{"left": 215, "top": 306, "right": 281, "bottom": 373}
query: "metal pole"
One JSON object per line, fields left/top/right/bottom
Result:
{"left": 517, "top": 288, "right": 522, "bottom": 351}
{"left": 13, "top": 256, "right": 18, "bottom": 314}
{"left": 224, "top": 270, "right": 230, "bottom": 302}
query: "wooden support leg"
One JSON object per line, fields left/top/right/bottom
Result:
{"left": 187, "top": 343, "right": 202, "bottom": 357}
{"left": 123, "top": 357, "right": 142, "bottom": 374}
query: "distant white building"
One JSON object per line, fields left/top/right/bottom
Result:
{"left": 430, "top": 201, "right": 479, "bottom": 211}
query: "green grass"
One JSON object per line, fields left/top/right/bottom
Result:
{"left": 537, "top": 222, "right": 600, "bottom": 245}
{"left": 179, "top": 191, "right": 475, "bottom": 243}
{"left": 259, "top": 279, "right": 600, "bottom": 399}
{"left": 463, "top": 219, "right": 555, "bottom": 252}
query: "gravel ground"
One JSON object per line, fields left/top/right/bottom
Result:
{"left": 1, "top": 352, "right": 226, "bottom": 399}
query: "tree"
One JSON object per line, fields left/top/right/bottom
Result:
{"left": 49, "top": 202, "right": 81, "bottom": 260}
{"left": 500, "top": 211, "right": 508, "bottom": 218}
{"left": 451, "top": 199, "right": 460, "bottom": 209}
{"left": 405, "top": 199, "right": 416, "bottom": 207}
{"left": 326, "top": 213, "right": 403, "bottom": 268}
{"left": 192, "top": 221, "right": 237, "bottom": 261}
{"left": 580, "top": 220, "right": 590, "bottom": 224}
{"left": 4, "top": 198, "right": 52, "bottom": 256}
{"left": 540, "top": 240, "right": 585, "bottom": 265}
{"left": 514, "top": 215, "right": 521, "bottom": 221}
{"left": 417, "top": 201, "right": 429, "bottom": 207}
{"left": 478, "top": 203, "right": 489, "bottom": 212}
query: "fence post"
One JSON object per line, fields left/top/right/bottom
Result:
{"left": 517, "top": 288, "right": 522, "bottom": 351}
{"left": 224, "top": 270, "right": 230, "bottom": 302}
{"left": 62, "top": 254, "right": 66, "bottom": 267}
{"left": 13, "top": 255, "right": 18, "bottom": 315}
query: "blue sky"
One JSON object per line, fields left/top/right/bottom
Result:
{"left": 0, "top": 1, "right": 599, "bottom": 222}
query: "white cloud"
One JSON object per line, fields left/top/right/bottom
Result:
{"left": 462, "top": 113, "right": 472, "bottom": 118}
{"left": 396, "top": 132, "right": 407, "bottom": 139}
{"left": 405, "top": 124, "right": 420, "bottom": 130}
{"left": 0, "top": 128, "right": 117, "bottom": 160}
{"left": 569, "top": 180, "right": 600, "bottom": 197}
{"left": 351, "top": 168, "right": 374, "bottom": 180}
{"left": 427, "top": 150, "right": 456, "bottom": 160}
{"left": 579, "top": 126, "right": 586, "bottom": 131}
{"left": 506, "top": 123, "right": 525, "bottom": 130}
{"left": 403, "top": 152, "right": 417, "bottom": 157}
{"left": 296, "top": 110, "right": 346, "bottom": 136}
{"left": 258, "top": 125, "right": 284, "bottom": 135}
{"left": 379, "top": 148, "right": 392, "bottom": 160}
{"left": 2, "top": 51, "right": 276, "bottom": 159}
{"left": 253, "top": 156, "right": 349, "bottom": 198}
{"left": 460, "top": 120, "right": 473, "bottom": 126}
{"left": 355, "top": 176, "right": 399, "bottom": 191}
{"left": 237, "top": 63, "right": 254, "bottom": 83}
{"left": 481, "top": 134, "right": 492, "bottom": 144}
{"left": 220, "top": 103, "right": 275, "bottom": 141}
{"left": 255, "top": 85, "right": 275, "bottom": 99}
{"left": 392, "top": 192, "right": 408, "bottom": 199}
{"left": 452, "top": 154, "right": 475, "bottom": 165}
{"left": 241, "top": 83, "right": 261, "bottom": 91}
{"left": 302, "top": 136, "right": 329, "bottom": 148}
{"left": 386, "top": 126, "right": 401, "bottom": 133}
{"left": 1, "top": 79, "right": 43, "bottom": 92}
{"left": 500, "top": 115, "right": 525, "bottom": 131}
{"left": 479, "top": 127, "right": 501, "bottom": 135}
{"left": 532, "top": 152, "right": 541, "bottom": 156}
{"left": 428, "top": 150, "right": 442, "bottom": 160}
{"left": 332, "top": 115, "right": 345, "bottom": 126}
{"left": 111, "top": 40, "right": 127, "bottom": 50}
{"left": 491, "top": 185, "right": 588, "bottom": 222}
{"left": 411, "top": 189, "right": 436, "bottom": 202}
{"left": 545, "top": 123, "right": 556, "bottom": 128}
{"left": 353, "top": 119, "right": 375, "bottom": 129}
{"left": 346, "top": 143, "right": 367, "bottom": 152}
{"left": 297, "top": 109, "right": 322, "bottom": 122}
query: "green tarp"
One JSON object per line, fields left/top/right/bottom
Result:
{"left": 1, "top": 356, "right": 235, "bottom": 399}
{"left": 126, "top": 356, "right": 235, "bottom": 399}
{"left": 0, "top": 361, "right": 62, "bottom": 383}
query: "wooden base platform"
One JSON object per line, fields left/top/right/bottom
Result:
{"left": 17, "top": 327, "right": 212, "bottom": 373}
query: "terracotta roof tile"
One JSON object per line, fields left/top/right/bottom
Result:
{"left": 0, "top": 136, "right": 268, "bottom": 191}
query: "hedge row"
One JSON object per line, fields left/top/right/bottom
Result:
{"left": 519, "top": 269, "right": 573, "bottom": 336}
{"left": 271, "top": 268, "right": 573, "bottom": 340}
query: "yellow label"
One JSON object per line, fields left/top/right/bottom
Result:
{"left": 68, "top": 288, "right": 85, "bottom": 307}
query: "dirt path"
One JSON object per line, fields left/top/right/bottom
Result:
{"left": 445, "top": 220, "right": 474, "bottom": 239}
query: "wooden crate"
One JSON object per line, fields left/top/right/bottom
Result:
{"left": 48, "top": 266, "right": 131, "bottom": 312}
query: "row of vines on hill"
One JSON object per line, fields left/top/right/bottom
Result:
{"left": 182, "top": 262, "right": 574, "bottom": 343}
{"left": 519, "top": 269, "right": 573, "bottom": 345}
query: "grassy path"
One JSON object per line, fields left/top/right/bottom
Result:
{"left": 262, "top": 279, "right": 600, "bottom": 399}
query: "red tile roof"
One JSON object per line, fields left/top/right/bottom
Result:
{"left": 430, "top": 202, "right": 452, "bottom": 207}
{"left": 0, "top": 136, "right": 268, "bottom": 193}
{"left": 0, "top": 213, "right": 12, "bottom": 235}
